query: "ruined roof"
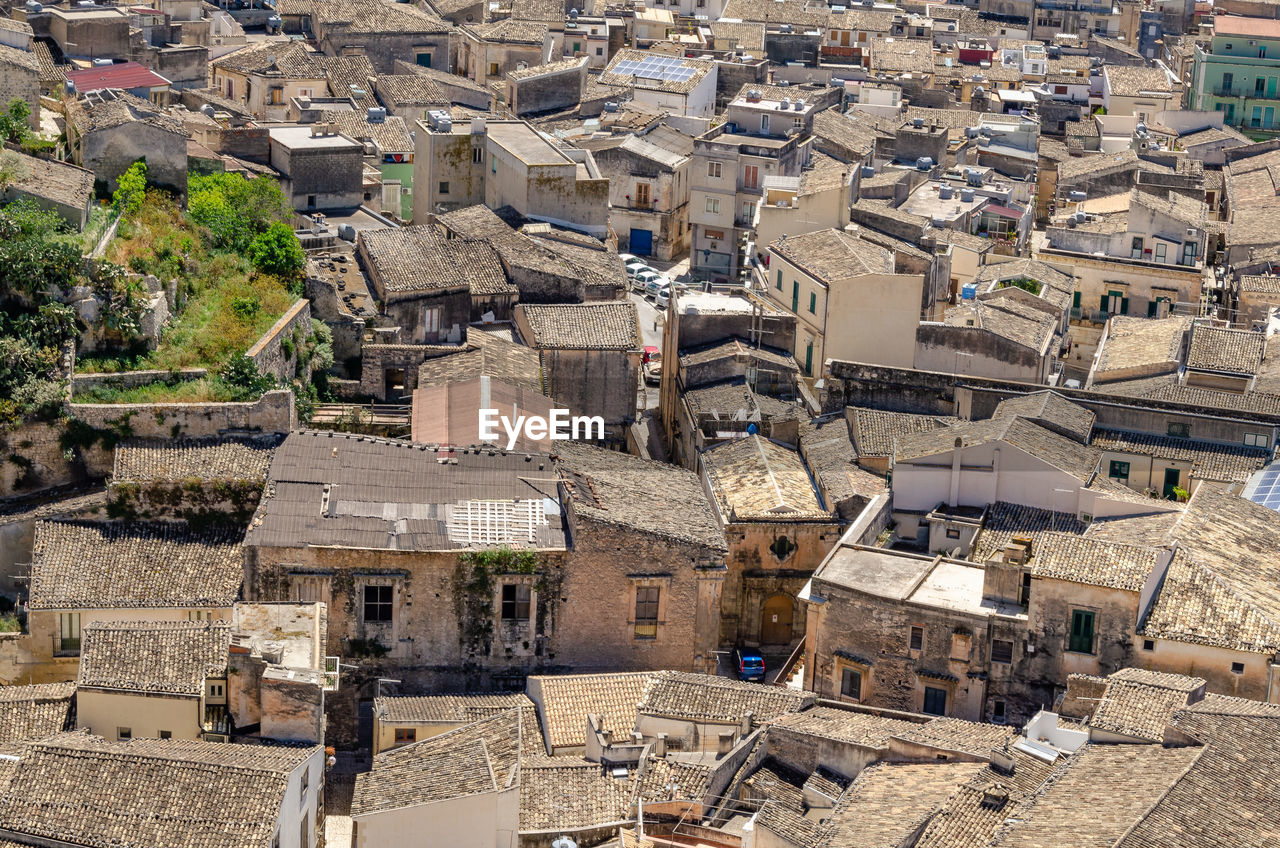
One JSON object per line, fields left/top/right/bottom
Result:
{"left": 636, "top": 671, "right": 810, "bottom": 723}
{"left": 1185, "top": 323, "right": 1266, "bottom": 375}
{"left": 0, "top": 683, "right": 75, "bottom": 746}
{"left": 374, "top": 692, "right": 532, "bottom": 724}
{"left": 248, "top": 431, "right": 568, "bottom": 552}
{"left": 973, "top": 259, "right": 1076, "bottom": 312}
{"left": 0, "top": 733, "right": 317, "bottom": 848}
{"left": 527, "top": 671, "right": 652, "bottom": 750}
{"left": 1030, "top": 532, "right": 1161, "bottom": 592}
{"left": 517, "top": 302, "right": 640, "bottom": 350}
{"left": 992, "top": 391, "right": 1095, "bottom": 443}
{"left": 359, "top": 225, "right": 510, "bottom": 296}
{"left": 28, "top": 520, "right": 244, "bottom": 610}
{"left": 65, "top": 88, "right": 185, "bottom": 136}
{"left": 701, "top": 435, "right": 830, "bottom": 521}
{"left": 551, "top": 442, "right": 726, "bottom": 550}
{"left": 112, "top": 435, "right": 280, "bottom": 483}
{"left": 771, "top": 228, "right": 894, "bottom": 281}
{"left": 0, "top": 41, "right": 37, "bottom": 72}
{"left": 77, "top": 620, "right": 231, "bottom": 696}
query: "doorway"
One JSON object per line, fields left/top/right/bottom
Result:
{"left": 1162, "top": 467, "right": 1181, "bottom": 499}
{"left": 761, "top": 594, "right": 794, "bottom": 645}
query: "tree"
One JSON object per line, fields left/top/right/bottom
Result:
{"left": 188, "top": 172, "right": 293, "bottom": 252}
{"left": 248, "top": 221, "right": 304, "bottom": 278}
{"left": 0, "top": 99, "right": 31, "bottom": 144}
{"left": 112, "top": 160, "right": 148, "bottom": 215}
{"left": 217, "top": 354, "right": 276, "bottom": 400}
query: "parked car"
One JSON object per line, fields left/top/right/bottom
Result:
{"left": 733, "top": 648, "right": 765, "bottom": 682}
{"left": 644, "top": 353, "right": 661, "bottom": 385}
{"left": 625, "top": 260, "right": 650, "bottom": 281}
{"left": 634, "top": 269, "right": 664, "bottom": 293}
{"left": 618, "top": 252, "right": 638, "bottom": 267}
{"left": 642, "top": 274, "right": 670, "bottom": 298}
{"left": 654, "top": 287, "right": 670, "bottom": 310}
{"left": 642, "top": 345, "right": 660, "bottom": 364}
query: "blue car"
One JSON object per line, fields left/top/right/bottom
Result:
{"left": 734, "top": 648, "right": 765, "bottom": 682}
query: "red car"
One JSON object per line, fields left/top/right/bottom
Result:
{"left": 642, "top": 346, "right": 660, "bottom": 364}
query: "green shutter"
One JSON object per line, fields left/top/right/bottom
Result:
{"left": 1069, "top": 609, "right": 1095, "bottom": 653}
{"left": 1120, "top": 297, "right": 1129, "bottom": 315}
{"left": 1148, "top": 301, "right": 1157, "bottom": 317}
{"left": 1072, "top": 291, "right": 1081, "bottom": 308}
{"left": 1100, "top": 294, "right": 1109, "bottom": 311}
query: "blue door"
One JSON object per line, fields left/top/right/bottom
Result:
{"left": 629, "top": 228, "right": 653, "bottom": 256}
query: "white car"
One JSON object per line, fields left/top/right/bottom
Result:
{"left": 654, "top": 287, "right": 670, "bottom": 310}
{"left": 618, "top": 252, "right": 639, "bottom": 267}
{"left": 634, "top": 270, "right": 665, "bottom": 293}
{"left": 625, "top": 260, "right": 650, "bottom": 281}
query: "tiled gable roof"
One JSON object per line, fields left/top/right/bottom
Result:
{"left": 849, "top": 407, "right": 956, "bottom": 458}
{"left": 29, "top": 520, "right": 243, "bottom": 610}
{"left": 890, "top": 717, "right": 1016, "bottom": 757}
{"left": 374, "top": 692, "right": 532, "bottom": 724}
{"left": 211, "top": 40, "right": 322, "bottom": 77}
{"left": 519, "top": 760, "right": 634, "bottom": 833}
{"left": 112, "top": 435, "right": 280, "bottom": 483}
{"left": 1185, "top": 323, "right": 1266, "bottom": 375}
{"left": 914, "top": 750, "right": 1058, "bottom": 848}
{"left": 992, "top": 391, "right": 1094, "bottom": 443}
{"left": 0, "top": 733, "right": 315, "bottom": 848}
{"left": 1088, "top": 669, "right": 1204, "bottom": 742}
{"left": 517, "top": 302, "right": 640, "bottom": 350}
{"left": 821, "top": 761, "right": 988, "bottom": 848}
{"left": 0, "top": 683, "right": 75, "bottom": 746}
{"left": 527, "top": 671, "right": 651, "bottom": 750}
{"left": 552, "top": 442, "right": 726, "bottom": 550}
{"left": 895, "top": 416, "right": 1100, "bottom": 481}
{"left": 359, "top": 225, "right": 510, "bottom": 296}
{"left": 701, "top": 434, "right": 830, "bottom": 520}
{"left": 1089, "top": 428, "right": 1269, "bottom": 484}
{"left": 1030, "top": 532, "right": 1162, "bottom": 592}
{"left": 77, "top": 620, "right": 231, "bottom": 695}
{"left": 772, "top": 228, "right": 894, "bottom": 281}
{"left": 971, "top": 502, "right": 1088, "bottom": 563}
{"left": 636, "top": 671, "right": 810, "bottom": 723}
{"left": 771, "top": 706, "right": 923, "bottom": 748}
{"left": 942, "top": 296, "right": 1058, "bottom": 354}
{"left": 416, "top": 332, "right": 542, "bottom": 392}
{"left": 373, "top": 73, "right": 449, "bottom": 106}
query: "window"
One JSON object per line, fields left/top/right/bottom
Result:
{"left": 744, "top": 164, "right": 759, "bottom": 188}
{"left": 1155, "top": 243, "right": 1166, "bottom": 262}
{"left": 742, "top": 201, "right": 755, "bottom": 221}
{"left": 991, "top": 639, "right": 1014, "bottom": 664}
{"left": 301, "top": 767, "right": 310, "bottom": 794}
{"left": 416, "top": 52, "right": 432, "bottom": 68}
{"left": 708, "top": 161, "right": 722, "bottom": 178}
{"left": 1131, "top": 236, "right": 1144, "bottom": 259}
{"left": 501, "top": 583, "right": 531, "bottom": 621}
{"left": 1142, "top": 638, "right": 1155, "bottom": 651}
{"left": 424, "top": 306, "right": 441, "bottom": 336}
{"left": 636, "top": 182, "right": 651, "bottom": 206}
{"left": 306, "top": 195, "right": 317, "bottom": 208}
{"left": 58, "top": 612, "right": 80, "bottom": 655}
{"left": 1101, "top": 289, "right": 1127, "bottom": 315}
{"left": 909, "top": 625, "right": 924, "bottom": 651}
{"left": 395, "top": 727, "right": 417, "bottom": 744}
{"left": 1108, "top": 460, "right": 1130, "bottom": 481}
{"left": 489, "top": 62, "right": 499, "bottom": 76}
{"left": 117, "top": 727, "right": 132, "bottom": 741}
{"left": 634, "top": 586, "right": 660, "bottom": 638}
{"left": 572, "top": 41, "right": 581, "bottom": 52}
{"left": 808, "top": 291, "right": 817, "bottom": 314}
{"left": 776, "top": 269, "right": 782, "bottom": 290}
{"left": 705, "top": 197, "right": 720, "bottom": 214}
{"left": 492, "top": 156, "right": 497, "bottom": 174}
{"left": 761, "top": 113, "right": 770, "bottom": 133}
{"left": 1244, "top": 432, "right": 1269, "bottom": 448}
{"left": 840, "top": 668, "right": 862, "bottom": 699}
{"left": 923, "top": 686, "right": 947, "bottom": 716}
{"left": 1231, "top": 661, "right": 1245, "bottom": 674}
{"left": 188, "top": 610, "right": 210, "bottom": 622}
{"left": 1020, "top": 572, "right": 1031, "bottom": 606}
{"left": 992, "top": 700, "right": 1007, "bottom": 723}
{"left": 1167, "top": 422, "right": 1190, "bottom": 438}
{"left": 363, "top": 585, "right": 394, "bottom": 623}
{"left": 596, "top": 47, "right": 603, "bottom": 56}
{"left": 439, "top": 181, "right": 450, "bottom": 195}
{"left": 945, "top": 527, "right": 961, "bottom": 540}
{"left": 300, "top": 812, "right": 310, "bottom": 848}
{"left": 1068, "top": 609, "right": 1095, "bottom": 654}
{"left": 1072, "top": 291, "right": 1081, "bottom": 309}
{"left": 472, "top": 146, "right": 483, "bottom": 164}
{"left": 159, "top": 730, "right": 172, "bottom": 739}
{"left": 1258, "top": 76, "right": 1267, "bottom": 95}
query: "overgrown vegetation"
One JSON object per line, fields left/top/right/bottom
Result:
{"left": 0, "top": 99, "right": 56, "bottom": 157}
{"left": 0, "top": 612, "right": 21, "bottom": 634}
{"left": 997, "top": 277, "right": 1044, "bottom": 297}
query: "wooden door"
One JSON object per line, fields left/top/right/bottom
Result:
{"left": 761, "top": 594, "right": 794, "bottom": 644}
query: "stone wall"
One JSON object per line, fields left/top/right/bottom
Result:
{"left": 246, "top": 298, "right": 313, "bottom": 382}
{"left": 70, "top": 368, "right": 207, "bottom": 393}
{"left": 510, "top": 61, "right": 587, "bottom": 116}
{"left": 106, "top": 478, "right": 264, "bottom": 526}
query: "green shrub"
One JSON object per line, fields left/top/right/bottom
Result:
{"left": 112, "top": 161, "right": 148, "bottom": 215}
{"left": 248, "top": 221, "right": 305, "bottom": 279}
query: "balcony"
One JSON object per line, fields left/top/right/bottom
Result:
{"left": 1214, "top": 87, "right": 1246, "bottom": 98}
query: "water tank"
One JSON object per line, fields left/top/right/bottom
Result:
{"left": 780, "top": 96, "right": 791, "bottom": 109}
{"left": 1074, "top": 211, "right": 1088, "bottom": 223}
{"left": 931, "top": 214, "right": 947, "bottom": 228}
{"left": 603, "top": 101, "right": 618, "bottom": 112}
{"left": 470, "top": 116, "right": 486, "bottom": 134}
{"left": 92, "top": 57, "right": 113, "bottom": 67}
{"left": 337, "top": 223, "right": 357, "bottom": 242}
{"left": 939, "top": 184, "right": 954, "bottom": 200}
{"left": 1068, "top": 190, "right": 1087, "bottom": 202}
{"left": 367, "top": 106, "right": 387, "bottom": 123}
{"left": 267, "top": 13, "right": 282, "bottom": 29}
{"left": 966, "top": 169, "right": 983, "bottom": 186}
{"left": 794, "top": 98, "right": 805, "bottom": 110}
{"left": 912, "top": 117, "right": 924, "bottom": 128}
{"left": 200, "top": 103, "right": 216, "bottom": 117}
{"left": 965, "top": 126, "right": 979, "bottom": 138}
{"left": 25, "top": 0, "right": 42, "bottom": 11}
{"left": 960, "top": 187, "right": 975, "bottom": 202}
{"left": 973, "top": 85, "right": 985, "bottom": 96}
{"left": 861, "top": 164, "right": 875, "bottom": 178}
{"left": 552, "top": 839, "right": 578, "bottom": 848}
{"left": 916, "top": 156, "right": 933, "bottom": 171}
{"left": 961, "top": 283, "right": 978, "bottom": 300}
{"left": 64, "top": 79, "right": 76, "bottom": 95}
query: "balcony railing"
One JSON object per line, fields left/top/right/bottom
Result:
{"left": 1214, "top": 87, "right": 1245, "bottom": 98}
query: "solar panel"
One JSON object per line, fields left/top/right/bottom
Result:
{"left": 1245, "top": 463, "right": 1280, "bottom": 512}
{"left": 613, "top": 54, "right": 697, "bottom": 83}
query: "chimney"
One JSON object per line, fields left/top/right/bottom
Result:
{"left": 655, "top": 733, "right": 667, "bottom": 757}
{"left": 717, "top": 731, "right": 735, "bottom": 755}
{"left": 740, "top": 711, "right": 754, "bottom": 735}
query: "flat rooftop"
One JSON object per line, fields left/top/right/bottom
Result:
{"left": 269, "top": 126, "right": 361, "bottom": 150}
{"left": 902, "top": 182, "right": 988, "bottom": 222}
{"left": 676, "top": 290, "right": 779, "bottom": 315}
{"left": 486, "top": 122, "right": 571, "bottom": 166}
